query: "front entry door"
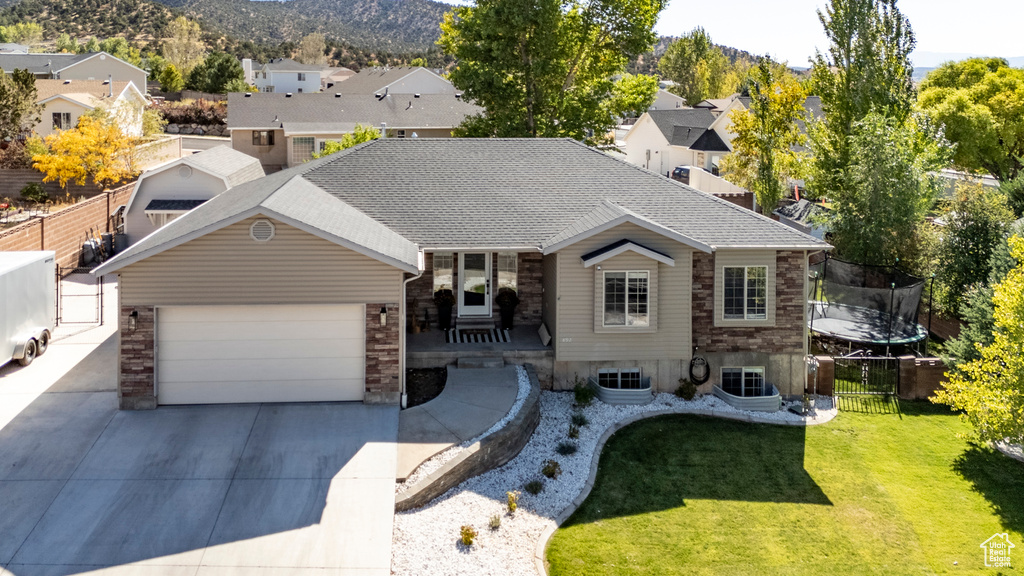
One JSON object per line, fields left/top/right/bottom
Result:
{"left": 458, "top": 252, "right": 491, "bottom": 317}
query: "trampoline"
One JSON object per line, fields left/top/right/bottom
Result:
{"left": 808, "top": 255, "right": 929, "bottom": 348}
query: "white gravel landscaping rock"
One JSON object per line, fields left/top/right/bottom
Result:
{"left": 396, "top": 365, "right": 533, "bottom": 494}
{"left": 996, "top": 441, "right": 1024, "bottom": 463}
{"left": 392, "top": 382, "right": 836, "bottom": 576}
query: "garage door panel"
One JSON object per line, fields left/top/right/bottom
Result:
{"left": 159, "top": 338, "right": 365, "bottom": 361}
{"left": 156, "top": 304, "right": 367, "bottom": 405}
{"left": 158, "top": 320, "right": 364, "bottom": 343}
{"left": 161, "top": 357, "right": 365, "bottom": 384}
{"left": 160, "top": 305, "right": 363, "bottom": 324}
{"left": 157, "top": 379, "right": 365, "bottom": 405}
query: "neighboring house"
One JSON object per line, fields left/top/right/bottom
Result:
{"left": 122, "top": 146, "right": 264, "bottom": 245}
{"left": 331, "top": 66, "right": 456, "bottom": 96}
{"left": 227, "top": 91, "right": 482, "bottom": 170}
{"left": 649, "top": 89, "right": 686, "bottom": 111}
{"left": 321, "top": 66, "right": 356, "bottom": 90}
{"left": 94, "top": 138, "right": 828, "bottom": 410}
{"left": 623, "top": 108, "right": 733, "bottom": 176}
{"left": 34, "top": 79, "right": 147, "bottom": 138}
{"left": 252, "top": 58, "right": 323, "bottom": 94}
{"left": 673, "top": 165, "right": 754, "bottom": 211}
{"left": 0, "top": 43, "right": 29, "bottom": 54}
{"left": 0, "top": 51, "right": 147, "bottom": 93}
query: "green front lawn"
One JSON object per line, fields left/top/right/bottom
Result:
{"left": 546, "top": 402, "right": 1023, "bottom": 575}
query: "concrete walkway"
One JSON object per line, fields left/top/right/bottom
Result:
{"left": 396, "top": 365, "right": 519, "bottom": 481}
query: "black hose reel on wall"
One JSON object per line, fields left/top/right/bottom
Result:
{"left": 689, "top": 344, "right": 710, "bottom": 385}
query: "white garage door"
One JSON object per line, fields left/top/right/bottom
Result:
{"left": 156, "top": 304, "right": 365, "bottom": 405}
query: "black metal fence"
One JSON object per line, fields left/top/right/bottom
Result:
{"left": 833, "top": 354, "right": 899, "bottom": 398}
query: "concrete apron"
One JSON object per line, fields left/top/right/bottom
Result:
{"left": 0, "top": 274, "right": 401, "bottom": 575}
{"left": 396, "top": 365, "right": 519, "bottom": 481}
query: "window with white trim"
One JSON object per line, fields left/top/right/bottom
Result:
{"left": 597, "top": 368, "right": 643, "bottom": 390}
{"left": 252, "top": 130, "right": 275, "bottom": 146}
{"left": 432, "top": 252, "right": 454, "bottom": 292}
{"left": 297, "top": 73, "right": 306, "bottom": 81}
{"left": 52, "top": 112, "right": 71, "bottom": 130}
{"left": 603, "top": 271, "right": 649, "bottom": 327}
{"left": 724, "top": 266, "right": 767, "bottom": 320}
{"left": 721, "top": 367, "right": 766, "bottom": 397}
{"left": 291, "top": 137, "right": 315, "bottom": 164}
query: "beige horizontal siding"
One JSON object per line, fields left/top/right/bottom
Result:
{"left": 554, "top": 222, "right": 692, "bottom": 362}
{"left": 120, "top": 216, "right": 403, "bottom": 306}
{"left": 713, "top": 249, "right": 777, "bottom": 327}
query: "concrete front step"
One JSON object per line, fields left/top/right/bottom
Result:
{"left": 455, "top": 317, "right": 496, "bottom": 330}
{"left": 457, "top": 356, "right": 505, "bottom": 369}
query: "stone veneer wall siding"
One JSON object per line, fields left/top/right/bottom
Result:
{"left": 405, "top": 251, "right": 544, "bottom": 329}
{"left": 691, "top": 250, "right": 805, "bottom": 354}
{"left": 119, "top": 304, "right": 156, "bottom": 410}
{"left": 365, "top": 303, "right": 401, "bottom": 403}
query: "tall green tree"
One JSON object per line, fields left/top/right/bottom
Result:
{"left": 437, "top": 0, "right": 665, "bottom": 143}
{"left": 658, "top": 27, "right": 730, "bottom": 106}
{"left": 159, "top": 64, "right": 185, "bottom": 93}
{"left": 186, "top": 52, "right": 245, "bottom": 93}
{"left": 935, "top": 182, "right": 1016, "bottom": 316}
{"left": 0, "top": 68, "right": 41, "bottom": 141}
{"left": 824, "top": 112, "right": 946, "bottom": 266}
{"left": 933, "top": 235, "right": 1024, "bottom": 445}
{"left": 163, "top": 16, "right": 206, "bottom": 76}
{"left": 918, "top": 59, "right": 1024, "bottom": 189}
{"left": 607, "top": 73, "right": 659, "bottom": 119}
{"left": 946, "top": 220, "right": 1024, "bottom": 366}
{"left": 720, "top": 57, "right": 807, "bottom": 214}
{"left": 809, "top": 0, "right": 916, "bottom": 208}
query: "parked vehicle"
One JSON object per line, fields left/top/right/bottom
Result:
{"left": 1, "top": 252, "right": 56, "bottom": 368}
{"left": 670, "top": 166, "right": 691, "bottom": 184}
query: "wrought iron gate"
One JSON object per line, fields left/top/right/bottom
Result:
{"left": 56, "top": 267, "right": 103, "bottom": 326}
{"left": 833, "top": 354, "right": 899, "bottom": 398}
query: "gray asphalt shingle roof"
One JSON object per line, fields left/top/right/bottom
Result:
{"left": 227, "top": 92, "right": 481, "bottom": 132}
{"left": 261, "top": 58, "right": 323, "bottom": 72}
{"left": 331, "top": 67, "right": 447, "bottom": 95}
{"left": 97, "top": 139, "right": 827, "bottom": 275}
{"left": 0, "top": 53, "right": 84, "bottom": 74}
{"left": 183, "top": 146, "right": 265, "bottom": 188}
{"left": 648, "top": 109, "right": 721, "bottom": 148}
{"left": 145, "top": 199, "right": 207, "bottom": 211}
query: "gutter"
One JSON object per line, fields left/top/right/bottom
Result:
{"left": 399, "top": 250, "right": 426, "bottom": 409}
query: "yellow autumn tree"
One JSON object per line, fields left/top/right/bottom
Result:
{"left": 32, "top": 113, "right": 139, "bottom": 190}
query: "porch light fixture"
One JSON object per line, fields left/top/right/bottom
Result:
{"left": 380, "top": 307, "right": 388, "bottom": 327}
{"left": 128, "top": 310, "right": 138, "bottom": 331}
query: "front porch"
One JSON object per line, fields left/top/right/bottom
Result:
{"left": 406, "top": 324, "right": 554, "bottom": 386}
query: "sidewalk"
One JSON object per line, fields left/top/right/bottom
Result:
{"left": 396, "top": 365, "right": 519, "bottom": 481}
{"left": 0, "top": 274, "right": 117, "bottom": 432}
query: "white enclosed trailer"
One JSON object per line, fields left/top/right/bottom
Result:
{"left": 1, "top": 251, "right": 56, "bottom": 368}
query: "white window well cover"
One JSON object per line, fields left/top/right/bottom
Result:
{"left": 250, "top": 219, "right": 276, "bottom": 242}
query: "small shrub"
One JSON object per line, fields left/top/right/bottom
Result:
{"left": 20, "top": 182, "right": 48, "bottom": 204}
{"left": 573, "top": 374, "right": 595, "bottom": 407}
{"left": 524, "top": 479, "right": 544, "bottom": 495}
{"left": 568, "top": 424, "right": 580, "bottom": 439}
{"left": 541, "top": 459, "right": 561, "bottom": 479}
{"left": 675, "top": 378, "right": 697, "bottom": 400}
{"left": 489, "top": 514, "right": 501, "bottom": 530}
{"left": 556, "top": 440, "right": 578, "bottom": 456}
{"left": 459, "top": 525, "right": 477, "bottom": 546}
{"left": 571, "top": 411, "right": 589, "bottom": 427}
{"left": 506, "top": 490, "right": 520, "bottom": 514}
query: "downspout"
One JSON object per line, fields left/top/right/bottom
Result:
{"left": 399, "top": 250, "right": 426, "bottom": 409}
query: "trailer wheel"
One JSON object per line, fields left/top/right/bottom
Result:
{"left": 18, "top": 339, "right": 37, "bottom": 367}
{"left": 36, "top": 332, "right": 49, "bottom": 356}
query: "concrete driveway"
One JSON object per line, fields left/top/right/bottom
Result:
{"left": 0, "top": 334, "right": 399, "bottom": 576}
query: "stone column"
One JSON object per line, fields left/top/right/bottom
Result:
{"left": 119, "top": 305, "right": 156, "bottom": 410}
{"left": 365, "top": 303, "right": 401, "bottom": 404}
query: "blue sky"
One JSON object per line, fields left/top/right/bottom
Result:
{"left": 651, "top": 0, "right": 1023, "bottom": 66}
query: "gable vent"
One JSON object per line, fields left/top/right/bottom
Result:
{"left": 250, "top": 219, "right": 276, "bottom": 242}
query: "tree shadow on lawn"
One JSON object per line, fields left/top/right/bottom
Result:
{"left": 562, "top": 414, "right": 831, "bottom": 526}
{"left": 952, "top": 443, "right": 1024, "bottom": 535}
